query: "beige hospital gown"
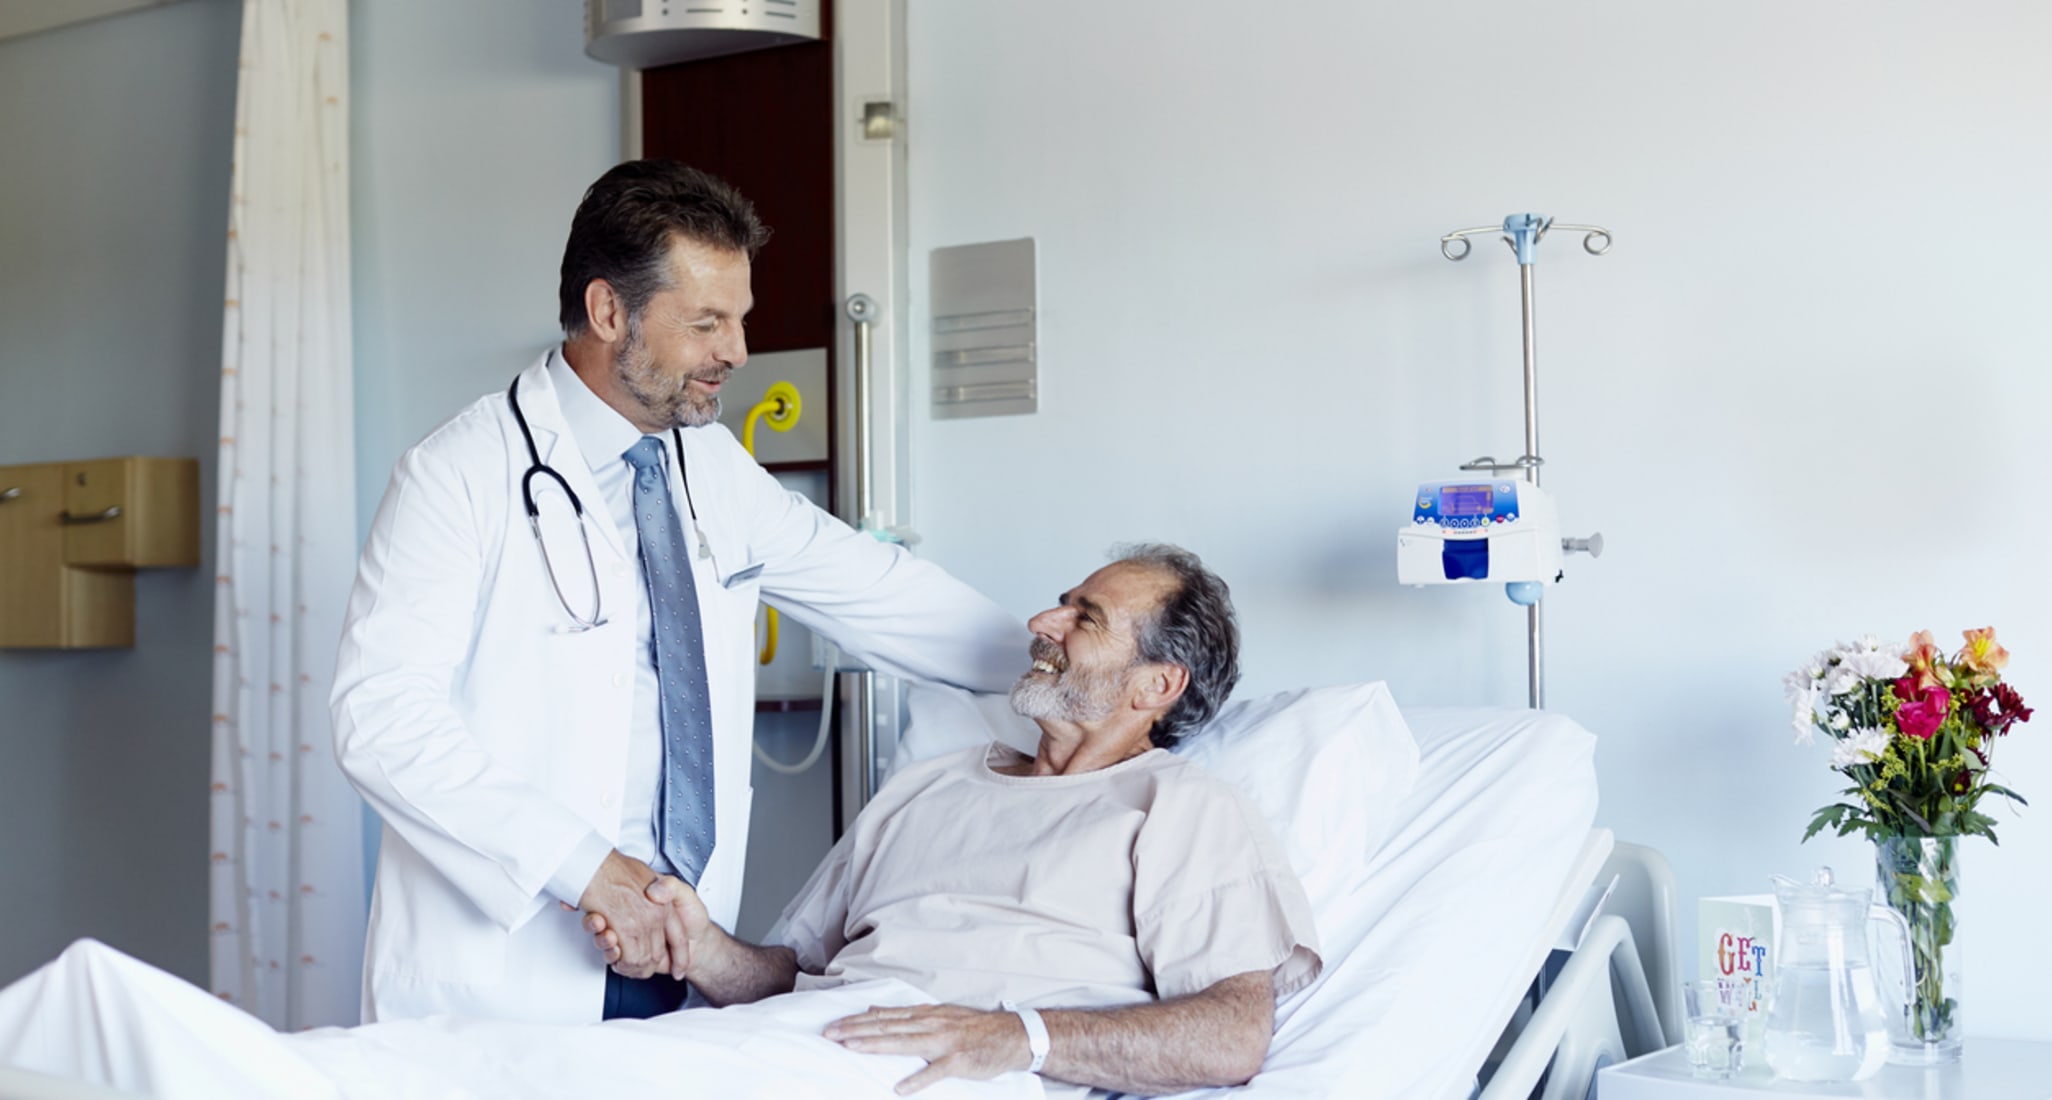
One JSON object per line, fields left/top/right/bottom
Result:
{"left": 777, "top": 742, "right": 1321, "bottom": 1012}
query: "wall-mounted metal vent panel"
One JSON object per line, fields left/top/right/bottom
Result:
{"left": 929, "top": 239, "right": 1037, "bottom": 420}
{"left": 585, "top": 0, "right": 820, "bottom": 70}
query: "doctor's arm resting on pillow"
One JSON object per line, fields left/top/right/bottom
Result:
{"left": 590, "top": 544, "right": 1320, "bottom": 1094}
{"left": 333, "top": 161, "right": 1025, "bottom": 1020}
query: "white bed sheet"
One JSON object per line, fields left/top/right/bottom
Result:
{"left": 0, "top": 942, "right": 1044, "bottom": 1100}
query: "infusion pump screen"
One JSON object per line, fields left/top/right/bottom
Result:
{"left": 1441, "top": 485, "right": 1495, "bottom": 516}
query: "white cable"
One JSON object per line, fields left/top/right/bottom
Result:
{"left": 752, "top": 641, "right": 837, "bottom": 775}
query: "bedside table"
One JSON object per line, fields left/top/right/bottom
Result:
{"left": 1597, "top": 1038, "right": 2052, "bottom": 1099}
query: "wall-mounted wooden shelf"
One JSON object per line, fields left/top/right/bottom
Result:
{"left": 0, "top": 456, "right": 200, "bottom": 649}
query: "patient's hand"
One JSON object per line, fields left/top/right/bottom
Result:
{"left": 585, "top": 874, "right": 712, "bottom": 983}
{"left": 823, "top": 1004, "right": 1030, "bottom": 1095}
{"left": 576, "top": 851, "right": 682, "bottom": 981}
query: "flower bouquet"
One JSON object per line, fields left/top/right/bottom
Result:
{"left": 1784, "top": 628, "right": 2031, "bottom": 1063}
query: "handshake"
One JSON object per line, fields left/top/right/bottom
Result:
{"left": 568, "top": 849, "right": 713, "bottom": 981}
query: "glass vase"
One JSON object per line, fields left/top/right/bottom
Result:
{"left": 1873, "top": 836, "right": 1963, "bottom": 1065}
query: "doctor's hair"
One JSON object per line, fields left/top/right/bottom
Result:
{"left": 558, "top": 159, "right": 771, "bottom": 336}
{"left": 1111, "top": 543, "right": 1240, "bottom": 749}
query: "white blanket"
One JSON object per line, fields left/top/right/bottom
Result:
{"left": 0, "top": 941, "right": 1044, "bottom": 1100}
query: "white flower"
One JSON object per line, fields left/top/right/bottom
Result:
{"left": 1783, "top": 667, "right": 1818, "bottom": 707}
{"left": 1841, "top": 648, "right": 1908, "bottom": 682}
{"left": 1829, "top": 711, "right": 1851, "bottom": 730}
{"left": 1831, "top": 727, "right": 1892, "bottom": 770}
{"left": 1829, "top": 636, "right": 1898, "bottom": 664}
{"left": 1783, "top": 665, "right": 1825, "bottom": 743}
{"left": 1824, "top": 665, "right": 1863, "bottom": 696}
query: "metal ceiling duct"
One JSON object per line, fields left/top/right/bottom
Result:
{"left": 584, "top": 0, "right": 822, "bottom": 69}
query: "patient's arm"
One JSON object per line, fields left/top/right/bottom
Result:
{"left": 823, "top": 967, "right": 1275, "bottom": 1096}
{"left": 584, "top": 877, "right": 800, "bottom": 1007}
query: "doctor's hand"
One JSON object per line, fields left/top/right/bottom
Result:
{"left": 823, "top": 1004, "right": 1031, "bottom": 1095}
{"left": 583, "top": 873, "right": 711, "bottom": 982}
{"left": 576, "top": 850, "right": 680, "bottom": 980}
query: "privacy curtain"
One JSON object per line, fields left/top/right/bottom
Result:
{"left": 207, "top": 0, "right": 363, "bottom": 1029}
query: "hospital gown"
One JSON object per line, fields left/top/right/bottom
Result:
{"left": 778, "top": 742, "right": 1322, "bottom": 1013}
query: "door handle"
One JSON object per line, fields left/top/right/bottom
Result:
{"left": 59, "top": 506, "right": 123, "bottom": 524}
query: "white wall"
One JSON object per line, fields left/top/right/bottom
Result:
{"left": 904, "top": 0, "right": 2052, "bottom": 1037}
{"left": 350, "top": 0, "right": 619, "bottom": 531}
{"left": 347, "top": 0, "right": 620, "bottom": 887}
{"left": 0, "top": 0, "right": 240, "bottom": 986}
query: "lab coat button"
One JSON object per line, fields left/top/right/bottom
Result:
{"left": 600, "top": 793, "right": 616, "bottom": 808}
{"left": 612, "top": 673, "right": 626, "bottom": 688}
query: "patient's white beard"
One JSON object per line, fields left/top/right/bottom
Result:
{"left": 1008, "top": 662, "right": 1123, "bottom": 724}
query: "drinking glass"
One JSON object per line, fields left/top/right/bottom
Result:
{"left": 1684, "top": 978, "right": 1747, "bottom": 1080}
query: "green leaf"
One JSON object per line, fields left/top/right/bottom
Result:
{"left": 1886, "top": 791, "right": 1936, "bottom": 834}
{"left": 1803, "top": 804, "right": 1850, "bottom": 843}
{"left": 1981, "top": 784, "right": 2029, "bottom": 807}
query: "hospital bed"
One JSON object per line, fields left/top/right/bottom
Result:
{"left": 0, "top": 684, "right": 1672, "bottom": 1099}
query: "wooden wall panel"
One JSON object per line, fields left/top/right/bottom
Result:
{"left": 642, "top": 41, "right": 834, "bottom": 358}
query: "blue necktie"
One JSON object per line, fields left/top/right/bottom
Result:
{"left": 622, "top": 436, "right": 716, "bottom": 885}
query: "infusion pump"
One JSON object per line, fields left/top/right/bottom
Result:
{"left": 1397, "top": 479, "right": 1563, "bottom": 594}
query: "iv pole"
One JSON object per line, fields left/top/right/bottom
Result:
{"left": 1439, "top": 214, "right": 1609, "bottom": 709}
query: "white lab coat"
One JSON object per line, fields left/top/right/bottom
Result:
{"left": 331, "top": 351, "right": 1026, "bottom": 1025}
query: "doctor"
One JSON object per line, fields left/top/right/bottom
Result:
{"left": 331, "top": 160, "right": 1025, "bottom": 1025}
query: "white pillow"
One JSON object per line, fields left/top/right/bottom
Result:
{"left": 892, "top": 681, "right": 1423, "bottom": 922}
{"left": 1173, "top": 683, "right": 1421, "bottom": 921}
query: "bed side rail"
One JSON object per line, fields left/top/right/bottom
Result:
{"left": 1475, "top": 914, "right": 1666, "bottom": 1100}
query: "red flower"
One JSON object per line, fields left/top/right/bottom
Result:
{"left": 1969, "top": 682, "right": 2033, "bottom": 737}
{"left": 1893, "top": 678, "right": 1951, "bottom": 740}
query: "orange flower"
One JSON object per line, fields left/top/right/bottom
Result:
{"left": 1904, "top": 629, "right": 1946, "bottom": 691}
{"left": 1956, "top": 627, "right": 2009, "bottom": 686}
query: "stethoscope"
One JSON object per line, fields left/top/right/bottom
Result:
{"left": 509, "top": 373, "right": 712, "bottom": 633}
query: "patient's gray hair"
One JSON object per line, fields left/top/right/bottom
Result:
{"left": 1112, "top": 543, "right": 1240, "bottom": 748}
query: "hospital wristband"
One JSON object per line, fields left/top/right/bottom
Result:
{"left": 1001, "top": 1000, "right": 1049, "bottom": 1074}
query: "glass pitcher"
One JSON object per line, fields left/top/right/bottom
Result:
{"left": 1762, "top": 867, "right": 1914, "bottom": 1083}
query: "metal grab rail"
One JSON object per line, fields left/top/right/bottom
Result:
{"left": 844, "top": 292, "right": 881, "bottom": 806}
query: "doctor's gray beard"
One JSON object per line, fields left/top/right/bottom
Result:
{"left": 614, "top": 316, "right": 723, "bottom": 430}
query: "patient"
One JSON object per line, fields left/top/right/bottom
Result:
{"left": 588, "top": 544, "right": 1321, "bottom": 1096}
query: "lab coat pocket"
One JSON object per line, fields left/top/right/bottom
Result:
{"left": 706, "top": 550, "right": 766, "bottom": 636}
{"left": 720, "top": 562, "right": 765, "bottom": 589}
